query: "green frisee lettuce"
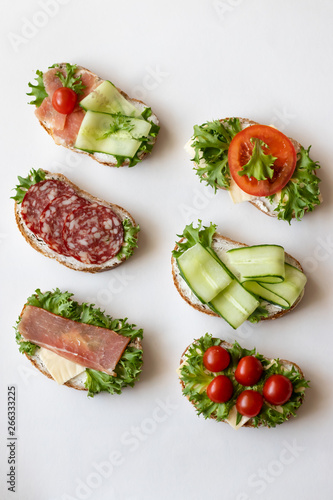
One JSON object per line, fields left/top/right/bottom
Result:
{"left": 27, "top": 70, "right": 48, "bottom": 107}
{"left": 238, "top": 138, "right": 276, "bottom": 181}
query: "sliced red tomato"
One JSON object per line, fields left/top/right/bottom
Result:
{"left": 203, "top": 346, "right": 230, "bottom": 372}
{"left": 263, "top": 374, "right": 293, "bottom": 405}
{"left": 234, "top": 356, "right": 263, "bottom": 386}
{"left": 236, "top": 390, "right": 263, "bottom": 417}
{"left": 228, "top": 124, "right": 297, "bottom": 196}
{"left": 207, "top": 375, "right": 233, "bottom": 403}
{"left": 52, "top": 87, "right": 77, "bottom": 114}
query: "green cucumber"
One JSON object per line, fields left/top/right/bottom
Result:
{"left": 244, "top": 263, "right": 306, "bottom": 309}
{"left": 80, "top": 80, "right": 142, "bottom": 117}
{"left": 226, "top": 245, "right": 285, "bottom": 283}
{"left": 176, "top": 243, "right": 232, "bottom": 303}
{"left": 74, "top": 110, "right": 151, "bottom": 157}
{"left": 209, "top": 280, "right": 259, "bottom": 329}
{"left": 243, "top": 281, "right": 289, "bottom": 309}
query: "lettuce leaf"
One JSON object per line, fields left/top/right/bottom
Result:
{"left": 52, "top": 63, "right": 86, "bottom": 95}
{"left": 269, "top": 146, "right": 321, "bottom": 223}
{"left": 179, "top": 334, "right": 309, "bottom": 426}
{"left": 118, "top": 219, "right": 140, "bottom": 261}
{"left": 11, "top": 168, "right": 46, "bottom": 204}
{"left": 172, "top": 220, "right": 217, "bottom": 259}
{"left": 238, "top": 138, "right": 276, "bottom": 181}
{"left": 27, "top": 70, "right": 48, "bottom": 107}
{"left": 191, "top": 118, "right": 241, "bottom": 191}
{"left": 15, "top": 289, "right": 143, "bottom": 397}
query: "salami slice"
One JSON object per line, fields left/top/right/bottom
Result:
{"left": 40, "top": 194, "right": 91, "bottom": 255}
{"left": 21, "top": 180, "right": 75, "bottom": 236}
{"left": 63, "top": 204, "right": 124, "bottom": 264}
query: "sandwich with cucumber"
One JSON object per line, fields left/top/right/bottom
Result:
{"left": 185, "top": 118, "right": 321, "bottom": 223}
{"left": 28, "top": 63, "right": 159, "bottom": 167}
{"left": 12, "top": 169, "right": 139, "bottom": 273}
{"left": 179, "top": 334, "right": 309, "bottom": 429}
{"left": 171, "top": 221, "right": 307, "bottom": 328}
{"left": 15, "top": 289, "right": 143, "bottom": 396}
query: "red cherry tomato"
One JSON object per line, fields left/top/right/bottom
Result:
{"left": 203, "top": 346, "right": 230, "bottom": 372}
{"left": 235, "top": 356, "right": 263, "bottom": 386}
{"left": 207, "top": 375, "right": 233, "bottom": 403}
{"left": 263, "top": 375, "right": 293, "bottom": 405}
{"left": 236, "top": 390, "right": 264, "bottom": 418}
{"left": 52, "top": 87, "right": 77, "bottom": 114}
{"left": 228, "top": 124, "right": 297, "bottom": 196}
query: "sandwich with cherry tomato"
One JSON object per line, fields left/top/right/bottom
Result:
{"left": 178, "top": 334, "right": 309, "bottom": 429}
{"left": 27, "top": 63, "right": 159, "bottom": 167}
{"left": 185, "top": 118, "right": 321, "bottom": 223}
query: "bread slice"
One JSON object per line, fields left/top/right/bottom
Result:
{"left": 25, "top": 336, "right": 142, "bottom": 392}
{"left": 171, "top": 232, "right": 305, "bottom": 322}
{"left": 14, "top": 170, "right": 138, "bottom": 273}
{"left": 36, "top": 63, "right": 159, "bottom": 167}
{"left": 185, "top": 117, "right": 320, "bottom": 218}
{"left": 179, "top": 339, "right": 305, "bottom": 428}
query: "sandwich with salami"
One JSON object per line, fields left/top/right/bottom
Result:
{"left": 15, "top": 289, "right": 143, "bottom": 396}
{"left": 172, "top": 221, "right": 307, "bottom": 328}
{"left": 12, "top": 169, "right": 139, "bottom": 272}
{"left": 178, "top": 334, "right": 309, "bottom": 429}
{"left": 28, "top": 63, "right": 159, "bottom": 167}
{"left": 185, "top": 118, "right": 321, "bottom": 223}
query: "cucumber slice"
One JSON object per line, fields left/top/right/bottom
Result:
{"left": 74, "top": 110, "right": 151, "bottom": 157}
{"left": 177, "top": 243, "right": 232, "bottom": 303}
{"left": 226, "top": 245, "right": 285, "bottom": 283}
{"left": 243, "top": 281, "right": 289, "bottom": 309}
{"left": 210, "top": 280, "right": 259, "bottom": 329}
{"left": 246, "top": 263, "right": 306, "bottom": 308}
{"left": 80, "top": 80, "right": 142, "bottom": 117}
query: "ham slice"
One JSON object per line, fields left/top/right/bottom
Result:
{"left": 35, "top": 66, "right": 102, "bottom": 143}
{"left": 18, "top": 305, "right": 130, "bottom": 375}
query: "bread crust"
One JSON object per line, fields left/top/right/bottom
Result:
{"left": 14, "top": 170, "right": 138, "bottom": 273}
{"left": 179, "top": 339, "right": 305, "bottom": 428}
{"left": 36, "top": 64, "right": 159, "bottom": 167}
{"left": 171, "top": 232, "right": 305, "bottom": 322}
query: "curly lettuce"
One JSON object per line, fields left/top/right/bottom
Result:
{"left": 27, "top": 70, "right": 48, "bottom": 107}
{"left": 15, "top": 289, "right": 143, "bottom": 397}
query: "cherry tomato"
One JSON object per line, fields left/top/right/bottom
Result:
{"left": 206, "top": 375, "right": 233, "bottom": 403}
{"left": 203, "top": 345, "right": 230, "bottom": 372}
{"left": 263, "top": 375, "right": 293, "bottom": 405}
{"left": 228, "top": 124, "right": 297, "bottom": 196}
{"left": 235, "top": 356, "right": 263, "bottom": 386}
{"left": 52, "top": 87, "right": 77, "bottom": 114}
{"left": 236, "top": 390, "right": 263, "bottom": 418}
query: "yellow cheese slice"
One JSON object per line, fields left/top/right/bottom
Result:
{"left": 225, "top": 405, "right": 250, "bottom": 430}
{"left": 38, "top": 348, "right": 86, "bottom": 385}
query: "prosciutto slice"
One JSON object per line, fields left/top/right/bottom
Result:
{"left": 18, "top": 305, "right": 130, "bottom": 375}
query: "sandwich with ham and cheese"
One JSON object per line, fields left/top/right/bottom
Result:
{"left": 15, "top": 289, "right": 143, "bottom": 396}
{"left": 185, "top": 118, "right": 321, "bottom": 223}
{"left": 27, "top": 63, "right": 159, "bottom": 167}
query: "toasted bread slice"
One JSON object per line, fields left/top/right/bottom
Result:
{"left": 179, "top": 338, "right": 306, "bottom": 428}
{"left": 34, "top": 64, "right": 159, "bottom": 167}
{"left": 171, "top": 232, "right": 305, "bottom": 322}
{"left": 185, "top": 117, "right": 321, "bottom": 219}
{"left": 14, "top": 170, "right": 138, "bottom": 273}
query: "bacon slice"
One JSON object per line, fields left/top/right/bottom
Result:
{"left": 18, "top": 305, "right": 130, "bottom": 375}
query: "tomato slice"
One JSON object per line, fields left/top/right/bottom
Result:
{"left": 263, "top": 375, "right": 293, "bottom": 406}
{"left": 203, "top": 346, "right": 230, "bottom": 372}
{"left": 206, "top": 375, "right": 233, "bottom": 403}
{"left": 52, "top": 87, "right": 77, "bottom": 114}
{"left": 234, "top": 356, "right": 263, "bottom": 386}
{"left": 236, "top": 390, "right": 263, "bottom": 418}
{"left": 228, "top": 125, "right": 297, "bottom": 196}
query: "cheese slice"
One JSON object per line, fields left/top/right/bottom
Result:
{"left": 38, "top": 348, "right": 86, "bottom": 385}
{"left": 225, "top": 405, "right": 250, "bottom": 430}
{"left": 228, "top": 177, "right": 258, "bottom": 203}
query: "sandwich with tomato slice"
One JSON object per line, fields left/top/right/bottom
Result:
{"left": 185, "top": 118, "right": 321, "bottom": 223}
{"left": 178, "top": 334, "right": 309, "bottom": 429}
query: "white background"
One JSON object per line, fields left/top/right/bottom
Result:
{"left": 1, "top": 1, "right": 332, "bottom": 499}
